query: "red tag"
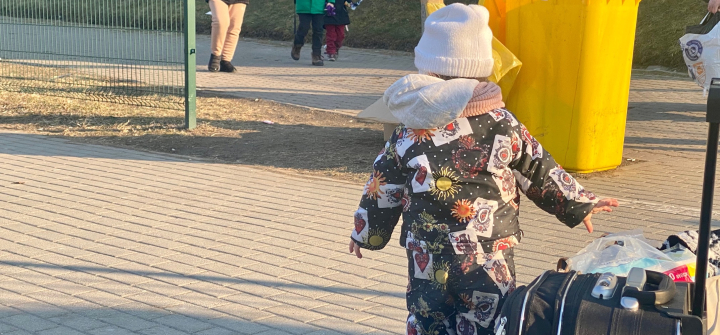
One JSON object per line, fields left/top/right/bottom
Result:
{"left": 664, "top": 265, "right": 693, "bottom": 283}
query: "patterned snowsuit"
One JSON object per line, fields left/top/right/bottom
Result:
{"left": 351, "top": 108, "right": 599, "bottom": 335}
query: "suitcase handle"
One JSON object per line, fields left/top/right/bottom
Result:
{"left": 621, "top": 270, "right": 677, "bottom": 306}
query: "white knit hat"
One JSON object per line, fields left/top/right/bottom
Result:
{"left": 415, "top": 4, "right": 494, "bottom": 78}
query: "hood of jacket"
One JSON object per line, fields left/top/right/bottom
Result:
{"left": 382, "top": 74, "right": 479, "bottom": 129}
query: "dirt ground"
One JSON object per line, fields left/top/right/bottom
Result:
{"left": 0, "top": 90, "right": 385, "bottom": 184}
{"left": 0, "top": 85, "right": 637, "bottom": 184}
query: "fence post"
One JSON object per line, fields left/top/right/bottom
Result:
{"left": 420, "top": 0, "right": 428, "bottom": 32}
{"left": 184, "top": 0, "right": 197, "bottom": 129}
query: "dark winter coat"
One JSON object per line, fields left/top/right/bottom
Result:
{"left": 351, "top": 76, "right": 599, "bottom": 255}
{"left": 325, "top": 0, "right": 351, "bottom": 26}
{"left": 296, "top": 0, "right": 335, "bottom": 15}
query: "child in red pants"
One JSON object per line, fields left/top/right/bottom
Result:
{"left": 324, "top": 0, "right": 350, "bottom": 61}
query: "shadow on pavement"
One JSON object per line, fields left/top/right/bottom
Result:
{"left": 0, "top": 261, "right": 400, "bottom": 297}
{"left": 0, "top": 117, "right": 383, "bottom": 179}
{"left": 628, "top": 102, "right": 706, "bottom": 123}
{"left": 0, "top": 306, "right": 316, "bottom": 334}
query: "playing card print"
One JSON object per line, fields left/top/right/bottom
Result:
{"left": 549, "top": 167, "right": 580, "bottom": 200}
{"left": 406, "top": 315, "right": 421, "bottom": 335}
{"left": 402, "top": 189, "right": 412, "bottom": 212}
{"left": 470, "top": 198, "right": 498, "bottom": 238}
{"left": 481, "top": 251, "right": 514, "bottom": 296}
{"left": 462, "top": 291, "right": 500, "bottom": 329}
{"left": 577, "top": 188, "right": 598, "bottom": 203}
{"left": 406, "top": 232, "right": 427, "bottom": 252}
{"left": 395, "top": 128, "right": 416, "bottom": 158}
{"left": 352, "top": 207, "right": 370, "bottom": 242}
{"left": 492, "top": 235, "right": 519, "bottom": 252}
{"left": 520, "top": 124, "right": 543, "bottom": 160}
{"left": 493, "top": 170, "right": 517, "bottom": 204}
{"left": 432, "top": 118, "right": 473, "bottom": 147}
{"left": 489, "top": 108, "right": 519, "bottom": 127}
{"left": 449, "top": 229, "right": 478, "bottom": 255}
{"left": 408, "top": 155, "right": 433, "bottom": 193}
{"left": 456, "top": 314, "right": 478, "bottom": 335}
{"left": 412, "top": 250, "right": 433, "bottom": 280}
{"left": 354, "top": 99, "right": 601, "bottom": 276}
{"left": 377, "top": 184, "right": 405, "bottom": 208}
{"left": 488, "top": 134, "right": 516, "bottom": 174}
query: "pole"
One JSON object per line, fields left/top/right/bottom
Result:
{"left": 693, "top": 122, "right": 719, "bottom": 317}
{"left": 184, "top": 0, "right": 197, "bottom": 130}
{"left": 420, "top": 0, "right": 428, "bottom": 32}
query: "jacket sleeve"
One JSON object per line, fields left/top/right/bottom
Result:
{"left": 510, "top": 123, "right": 599, "bottom": 228}
{"left": 351, "top": 129, "right": 406, "bottom": 250}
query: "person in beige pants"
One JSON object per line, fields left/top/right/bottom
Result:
{"left": 206, "top": 0, "right": 249, "bottom": 73}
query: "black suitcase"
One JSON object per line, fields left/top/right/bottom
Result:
{"left": 494, "top": 269, "right": 704, "bottom": 335}
{"left": 494, "top": 79, "right": 720, "bottom": 335}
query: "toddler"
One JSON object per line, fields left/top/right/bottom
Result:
{"left": 348, "top": 4, "right": 619, "bottom": 335}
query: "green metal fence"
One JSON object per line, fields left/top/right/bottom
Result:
{"left": 0, "top": 0, "right": 196, "bottom": 128}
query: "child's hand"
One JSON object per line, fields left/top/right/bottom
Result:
{"left": 345, "top": 2, "right": 351, "bottom": 8}
{"left": 582, "top": 198, "right": 619, "bottom": 233}
{"left": 349, "top": 239, "right": 363, "bottom": 259}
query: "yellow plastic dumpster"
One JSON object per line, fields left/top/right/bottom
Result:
{"left": 479, "top": 0, "right": 507, "bottom": 44}
{"left": 503, "top": 0, "right": 641, "bottom": 172}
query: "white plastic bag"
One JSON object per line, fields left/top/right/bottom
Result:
{"left": 680, "top": 13, "right": 720, "bottom": 94}
{"left": 569, "top": 230, "right": 673, "bottom": 277}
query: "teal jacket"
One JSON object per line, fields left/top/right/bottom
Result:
{"left": 296, "top": 0, "right": 335, "bottom": 15}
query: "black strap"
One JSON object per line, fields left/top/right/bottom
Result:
{"left": 520, "top": 271, "right": 553, "bottom": 334}
{"left": 686, "top": 12, "right": 720, "bottom": 34}
{"left": 551, "top": 272, "right": 577, "bottom": 335}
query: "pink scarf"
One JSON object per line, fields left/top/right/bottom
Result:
{"left": 460, "top": 81, "right": 505, "bottom": 118}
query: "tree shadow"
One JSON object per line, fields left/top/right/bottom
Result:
{"left": 0, "top": 114, "right": 384, "bottom": 177}
{"left": 627, "top": 102, "right": 706, "bottom": 123}
{"left": 0, "top": 304, "right": 324, "bottom": 334}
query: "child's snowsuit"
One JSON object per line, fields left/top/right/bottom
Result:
{"left": 351, "top": 75, "right": 599, "bottom": 335}
{"left": 324, "top": 0, "right": 350, "bottom": 55}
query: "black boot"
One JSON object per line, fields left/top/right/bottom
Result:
{"left": 312, "top": 53, "right": 324, "bottom": 66}
{"left": 291, "top": 44, "right": 302, "bottom": 61}
{"left": 219, "top": 60, "right": 237, "bottom": 73}
{"left": 208, "top": 54, "right": 220, "bottom": 72}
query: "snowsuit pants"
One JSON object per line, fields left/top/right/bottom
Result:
{"left": 406, "top": 248, "right": 516, "bottom": 335}
{"left": 325, "top": 24, "right": 345, "bottom": 55}
{"left": 294, "top": 14, "right": 325, "bottom": 56}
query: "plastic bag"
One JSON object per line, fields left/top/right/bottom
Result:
{"left": 425, "top": 1, "right": 522, "bottom": 100}
{"left": 569, "top": 230, "right": 674, "bottom": 277}
{"left": 658, "top": 244, "right": 698, "bottom": 282}
{"left": 680, "top": 12, "right": 720, "bottom": 94}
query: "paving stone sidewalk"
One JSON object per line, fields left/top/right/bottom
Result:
{"left": 0, "top": 39, "right": 718, "bottom": 335}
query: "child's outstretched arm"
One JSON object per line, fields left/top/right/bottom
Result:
{"left": 349, "top": 127, "right": 406, "bottom": 258}
{"left": 509, "top": 123, "right": 618, "bottom": 232}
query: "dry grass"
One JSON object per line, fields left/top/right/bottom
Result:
{"left": 634, "top": 0, "right": 707, "bottom": 71}
{"left": 0, "top": 89, "right": 384, "bottom": 184}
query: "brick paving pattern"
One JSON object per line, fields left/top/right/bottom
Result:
{"left": 0, "top": 39, "right": 717, "bottom": 334}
